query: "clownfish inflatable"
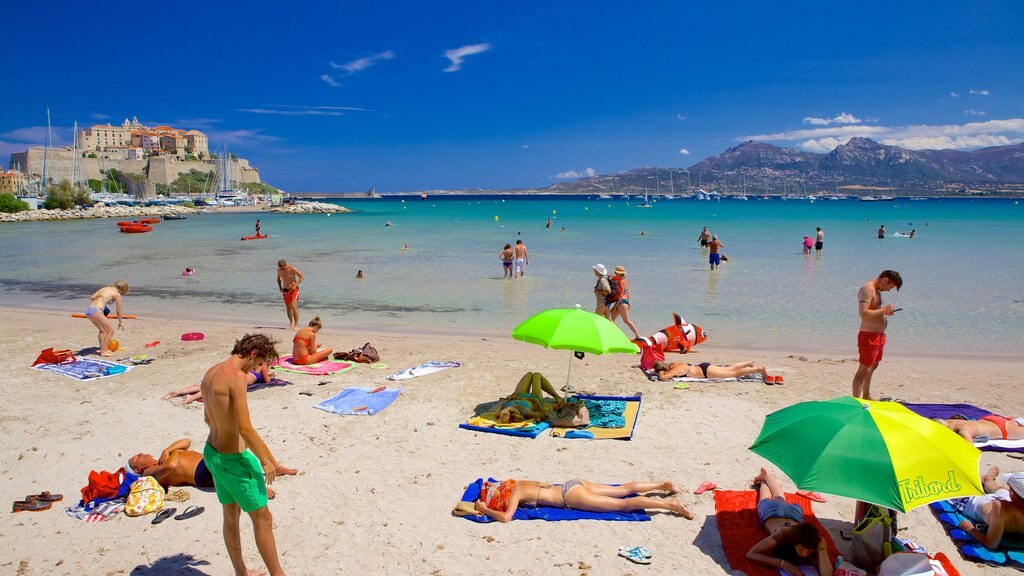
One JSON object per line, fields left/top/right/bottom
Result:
{"left": 632, "top": 312, "right": 707, "bottom": 354}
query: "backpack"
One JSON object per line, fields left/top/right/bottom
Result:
{"left": 31, "top": 347, "right": 76, "bottom": 367}
{"left": 124, "top": 476, "right": 165, "bottom": 517}
{"left": 850, "top": 502, "right": 898, "bottom": 571}
{"left": 334, "top": 342, "right": 380, "bottom": 364}
{"left": 605, "top": 276, "right": 621, "bottom": 303}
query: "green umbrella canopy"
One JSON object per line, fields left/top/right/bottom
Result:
{"left": 750, "top": 396, "right": 984, "bottom": 513}
{"left": 511, "top": 305, "right": 639, "bottom": 355}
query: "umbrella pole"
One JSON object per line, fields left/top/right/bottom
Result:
{"left": 565, "top": 351, "right": 573, "bottom": 392}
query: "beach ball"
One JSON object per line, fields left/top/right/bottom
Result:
{"left": 108, "top": 339, "right": 120, "bottom": 351}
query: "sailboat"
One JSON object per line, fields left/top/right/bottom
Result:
{"left": 638, "top": 184, "right": 652, "bottom": 207}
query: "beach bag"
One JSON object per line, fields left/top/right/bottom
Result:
{"left": 124, "top": 476, "right": 165, "bottom": 517}
{"left": 835, "top": 559, "right": 869, "bottom": 576}
{"left": 335, "top": 342, "right": 380, "bottom": 364}
{"left": 850, "top": 502, "right": 898, "bottom": 571}
{"left": 547, "top": 399, "right": 590, "bottom": 427}
{"left": 879, "top": 553, "right": 940, "bottom": 576}
{"left": 31, "top": 347, "right": 76, "bottom": 367}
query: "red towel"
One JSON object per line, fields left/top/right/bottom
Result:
{"left": 81, "top": 467, "right": 126, "bottom": 505}
{"left": 714, "top": 490, "right": 840, "bottom": 576}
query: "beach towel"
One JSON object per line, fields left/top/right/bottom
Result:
{"left": 459, "top": 420, "right": 551, "bottom": 438}
{"left": 271, "top": 356, "right": 354, "bottom": 376}
{"left": 65, "top": 499, "right": 125, "bottom": 522}
{"left": 903, "top": 403, "right": 1024, "bottom": 453}
{"left": 551, "top": 395, "right": 642, "bottom": 440}
{"left": 314, "top": 386, "right": 402, "bottom": 415}
{"left": 714, "top": 490, "right": 840, "bottom": 576}
{"left": 642, "top": 367, "right": 763, "bottom": 383}
{"left": 455, "top": 478, "right": 650, "bottom": 523}
{"left": 930, "top": 499, "right": 1024, "bottom": 569}
{"left": 388, "top": 360, "right": 461, "bottom": 381}
{"left": 33, "top": 358, "right": 132, "bottom": 381}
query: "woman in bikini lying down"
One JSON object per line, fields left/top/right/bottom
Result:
{"left": 653, "top": 359, "right": 771, "bottom": 381}
{"left": 474, "top": 478, "right": 693, "bottom": 522}
{"left": 162, "top": 362, "right": 273, "bottom": 404}
{"left": 746, "top": 467, "right": 833, "bottom": 576}
{"left": 292, "top": 316, "right": 333, "bottom": 365}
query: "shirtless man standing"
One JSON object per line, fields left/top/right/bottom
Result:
{"left": 128, "top": 438, "right": 297, "bottom": 495}
{"left": 851, "top": 270, "right": 902, "bottom": 399}
{"left": 276, "top": 260, "right": 304, "bottom": 330}
{"left": 201, "top": 334, "right": 287, "bottom": 576}
{"left": 513, "top": 239, "right": 529, "bottom": 279}
{"left": 935, "top": 416, "right": 1024, "bottom": 444}
{"left": 954, "top": 467, "right": 1024, "bottom": 550}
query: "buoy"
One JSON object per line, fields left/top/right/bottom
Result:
{"left": 108, "top": 339, "right": 120, "bottom": 351}
{"left": 552, "top": 209, "right": 557, "bottom": 215}
{"left": 585, "top": 206, "right": 589, "bottom": 211}
{"left": 494, "top": 216, "right": 499, "bottom": 221}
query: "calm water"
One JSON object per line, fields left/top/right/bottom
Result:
{"left": 1, "top": 196, "right": 1022, "bottom": 358}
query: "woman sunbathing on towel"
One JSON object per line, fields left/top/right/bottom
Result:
{"left": 474, "top": 478, "right": 693, "bottom": 522}
{"left": 162, "top": 362, "right": 272, "bottom": 405}
{"left": 652, "top": 359, "right": 772, "bottom": 382}
{"left": 494, "top": 372, "right": 571, "bottom": 424}
{"left": 746, "top": 468, "right": 833, "bottom": 576}
{"left": 292, "top": 316, "right": 333, "bottom": 365}
{"left": 934, "top": 415, "right": 1024, "bottom": 443}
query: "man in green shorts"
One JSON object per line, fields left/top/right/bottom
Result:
{"left": 201, "top": 333, "right": 287, "bottom": 576}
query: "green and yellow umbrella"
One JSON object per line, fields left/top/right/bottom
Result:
{"left": 750, "top": 396, "right": 985, "bottom": 513}
{"left": 511, "top": 304, "right": 638, "bottom": 389}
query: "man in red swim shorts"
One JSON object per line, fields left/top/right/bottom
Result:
{"left": 851, "top": 270, "right": 902, "bottom": 400}
{"left": 276, "top": 259, "right": 304, "bottom": 330}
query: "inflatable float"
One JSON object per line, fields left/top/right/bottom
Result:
{"left": 71, "top": 313, "right": 137, "bottom": 319}
{"left": 120, "top": 224, "right": 153, "bottom": 233}
{"left": 241, "top": 233, "right": 268, "bottom": 241}
{"left": 181, "top": 332, "right": 205, "bottom": 341}
{"left": 632, "top": 312, "right": 708, "bottom": 354}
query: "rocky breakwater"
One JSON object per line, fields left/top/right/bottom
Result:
{"left": 270, "top": 202, "right": 351, "bottom": 214}
{"left": 1, "top": 204, "right": 199, "bottom": 223}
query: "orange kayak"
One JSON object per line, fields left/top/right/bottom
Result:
{"left": 241, "top": 233, "right": 268, "bottom": 241}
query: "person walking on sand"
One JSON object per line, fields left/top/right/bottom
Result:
{"left": 500, "top": 243, "right": 514, "bottom": 278}
{"left": 709, "top": 235, "right": 724, "bottom": 270}
{"left": 877, "top": 225, "right": 886, "bottom": 239}
{"left": 592, "top": 264, "right": 612, "bottom": 316}
{"left": 200, "top": 333, "right": 288, "bottom": 576}
{"left": 84, "top": 280, "right": 129, "bottom": 357}
{"left": 815, "top": 227, "right": 824, "bottom": 253}
{"left": 698, "top": 227, "right": 711, "bottom": 248}
{"left": 608, "top": 265, "right": 641, "bottom": 338}
{"left": 276, "top": 260, "right": 304, "bottom": 330}
{"left": 851, "top": 270, "right": 902, "bottom": 400}
{"left": 513, "top": 239, "right": 529, "bottom": 279}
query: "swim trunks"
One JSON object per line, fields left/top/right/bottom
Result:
{"left": 250, "top": 370, "right": 265, "bottom": 385}
{"left": 202, "top": 444, "right": 268, "bottom": 512}
{"left": 194, "top": 458, "right": 215, "bottom": 488}
{"left": 709, "top": 253, "right": 721, "bottom": 265}
{"left": 282, "top": 285, "right": 299, "bottom": 304}
{"left": 857, "top": 331, "right": 886, "bottom": 367}
{"left": 815, "top": 241, "right": 823, "bottom": 250}
{"left": 700, "top": 240, "right": 709, "bottom": 247}
{"left": 561, "top": 479, "right": 584, "bottom": 510}
{"left": 981, "top": 415, "right": 1010, "bottom": 439}
{"left": 515, "top": 258, "right": 526, "bottom": 273}
{"left": 85, "top": 306, "right": 101, "bottom": 317}
{"left": 757, "top": 498, "right": 805, "bottom": 525}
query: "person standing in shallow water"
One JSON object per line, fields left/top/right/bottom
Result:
{"left": 513, "top": 239, "right": 529, "bottom": 279}
{"left": 276, "top": 260, "right": 304, "bottom": 330}
{"left": 708, "top": 235, "right": 724, "bottom": 270}
{"left": 877, "top": 225, "right": 886, "bottom": 239}
{"left": 256, "top": 219, "right": 261, "bottom": 236}
{"left": 500, "top": 244, "right": 514, "bottom": 278}
{"left": 698, "top": 227, "right": 711, "bottom": 248}
{"left": 815, "top": 227, "right": 824, "bottom": 253}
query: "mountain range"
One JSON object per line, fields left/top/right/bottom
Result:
{"left": 542, "top": 138, "right": 1024, "bottom": 195}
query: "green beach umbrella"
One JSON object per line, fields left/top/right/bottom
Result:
{"left": 511, "top": 304, "right": 639, "bottom": 389}
{"left": 750, "top": 396, "right": 985, "bottom": 513}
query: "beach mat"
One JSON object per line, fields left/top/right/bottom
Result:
{"left": 454, "top": 478, "right": 650, "bottom": 523}
{"left": 314, "top": 386, "right": 402, "bottom": 415}
{"left": 387, "top": 360, "right": 460, "bottom": 381}
{"left": 903, "top": 403, "right": 1024, "bottom": 452}
{"left": 459, "top": 420, "right": 551, "bottom": 438}
{"left": 271, "top": 356, "right": 353, "bottom": 376}
{"left": 714, "top": 490, "right": 840, "bottom": 576}
{"left": 551, "top": 394, "right": 641, "bottom": 440}
{"left": 642, "top": 367, "right": 763, "bottom": 383}
{"left": 33, "top": 358, "right": 132, "bottom": 381}
{"left": 930, "top": 499, "right": 1024, "bottom": 569}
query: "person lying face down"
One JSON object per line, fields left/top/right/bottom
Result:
{"left": 934, "top": 415, "right": 1024, "bottom": 443}
{"left": 746, "top": 467, "right": 833, "bottom": 576}
{"left": 474, "top": 478, "right": 693, "bottom": 523}
{"left": 652, "top": 360, "right": 769, "bottom": 381}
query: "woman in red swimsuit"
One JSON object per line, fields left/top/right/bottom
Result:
{"left": 292, "top": 316, "right": 333, "bottom": 365}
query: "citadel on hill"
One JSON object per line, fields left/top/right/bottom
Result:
{"left": 5, "top": 117, "right": 264, "bottom": 197}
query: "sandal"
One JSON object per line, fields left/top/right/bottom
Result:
{"left": 694, "top": 481, "right": 718, "bottom": 495}
{"left": 619, "top": 546, "right": 653, "bottom": 565}
{"left": 618, "top": 546, "right": 653, "bottom": 560}
{"left": 765, "top": 376, "right": 776, "bottom": 385}
{"left": 174, "top": 505, "right": 205, "bottom": 521}
{"left": 164, "top": 489, "right": 190, "bottom": 502}
{"left": 30, "top": 491, "right": 63, "bottom": 503}
{"left": 151, "top": 507, "right": 176, "bottom": 524}
{"left": 773, "top": 375, "right": 784, "bottom": 384}
{"left": 796, "top": 490, "right": 826, "bottom": 503}
{"left": 12, "top": 496, "right": 52, "bottom": 513}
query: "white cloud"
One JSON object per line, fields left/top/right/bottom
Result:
{"left": 802, "top": 112, "right": 863, "bottom": 126}
{"left": 320, "top": 74, "right": 340, "bottom": 87}
{"left": 950, "top": 91, "right": 960, "bottom": 98}
{"left": 740, "top": 117, "right": 1024, "bottom": 152}
{"left": 521, "top": 144, "right": 530, "bottom": 149}
{"left": 965, "top": 109, "right": 987, "bottom": 116}
{"left": 330, "top": 50, "right": 395, "bottom": 75}
{"left": 442, "top": 43, "right": 492, "bottom": 72}
{"left": 90, "top": 113, "right": 109, "bottom": 120}
{"left": 0, "top": 125, "right": 73, "bottom": 146}
{"left": 676, "top": 114, "right": 688, "bottom": 121}
{"left": 555, "top": 167, "right": 596, "bottom": 179}
{"left": 969, "top": 88, "right": 991, "bottom": 96}
{"left": 678, "top": 148, "right": 690, "bottom": 155}
{"left": 239, "top": 105, "right": 372, "bottom": 117}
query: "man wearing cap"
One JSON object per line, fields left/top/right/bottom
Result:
{"left": 955, "top": 466, "right": 1024, "bottom": 550}
{"left": 592, "top": 264, "right": 612, "bottom": 316}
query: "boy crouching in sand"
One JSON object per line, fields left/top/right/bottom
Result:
{"left": 201, "top": 333, "right": 287, "bottom": 576}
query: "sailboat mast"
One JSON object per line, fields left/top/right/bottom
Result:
{"left": 41, "top": 107, "right": 50, "bottom": 194}
{"left": 71, "top": 120, "right": 78, "bottom": 189}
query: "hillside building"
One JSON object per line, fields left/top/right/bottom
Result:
{"left": 79, "top": 117, "right": 209, "bottom": 160}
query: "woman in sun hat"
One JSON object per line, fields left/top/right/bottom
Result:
{"left": 607, "top": 265, "right": 641, "bottom": 339}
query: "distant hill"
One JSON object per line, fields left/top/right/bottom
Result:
{"left": 543, "top": 138, "right": 1024, "bottom": 196}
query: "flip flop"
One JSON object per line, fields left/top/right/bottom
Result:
{"left": 144, "top": 341, "right": 160, "bottom": 348}
{"left": 369, "top": 386, "right": 387, "bottom": 393}
{"left": 619, "top": 546, "right": 652, "bottom": 565}
{"left": 796, "top": 490, "right": 826, "bottom": 503}
{"left": 774, "top": 375, "right": 785, "bottom": 384}
{"left": 174, "top": 505, "right": 204, "bottom": 521}
{"left": 694, "top": 481, "right": 718, "bottom": 495}
{"left": 618, "top": 546, "right": 653, "bottom": 560}
{"left": 151, "top": 507, "right": 176, "bottom": 524}
{"left": 30, "top": 491, "right": 63, "bottom": 503}
{"left": 765, "top": 376, "right": 776, "bottom": 385}
{"left": 673, "top": 382, "right": 690, "bottom": 390}
{"left": 12, "top": 497, "right": 51, "bottom": 513}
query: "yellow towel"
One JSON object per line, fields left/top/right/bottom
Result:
{"left": 467, "top": 412, "right": 538, "bottom": 429}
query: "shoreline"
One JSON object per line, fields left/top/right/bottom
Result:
{"left": 0, "top": 201, "right": 349, "bottom": 223}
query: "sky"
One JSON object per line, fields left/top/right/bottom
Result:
{"left": 2, "top": 1, "right": 1022, "bottom": 192}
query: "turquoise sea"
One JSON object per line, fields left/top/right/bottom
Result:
{"left": 1, "top": 196, "right": 1021, "bottom": 358}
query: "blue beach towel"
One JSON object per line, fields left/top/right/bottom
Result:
{"left": 930, "top": 499, "right": 1024, "bottom": 569}
{"left": 904, "top": 403, "right": 1024, "bottom": 453}
{"left": 456, "top": 478, "right": 651, "bottom": 523}
{"left": 33, "top": 358, "right": 133, "bottom": 381}
{"left": 314, "top": 386, "right": 402, "bottom": 415}
{"left": 459, "top": 421, "right": 550, "bottom": 438}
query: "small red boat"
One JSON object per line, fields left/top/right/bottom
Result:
{"left": 116, "top": 221, "right": 133, "bottom": 226}
{"left": 139, "top": 218, "right": 160, "bottom": 224}
{"left": 120, "top": 225, "right": 153, "bottom": 233}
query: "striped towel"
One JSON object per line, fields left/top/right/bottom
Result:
{"left": 65, "top": 499, "right": 124, "bottom": 522}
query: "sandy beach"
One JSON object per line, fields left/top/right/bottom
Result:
{"left": 0, "top": 305, "right": 1019, "bottom": 575}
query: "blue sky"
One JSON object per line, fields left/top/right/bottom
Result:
{"left": 2, "top": 1, "right": 1022, "bottom": 192}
